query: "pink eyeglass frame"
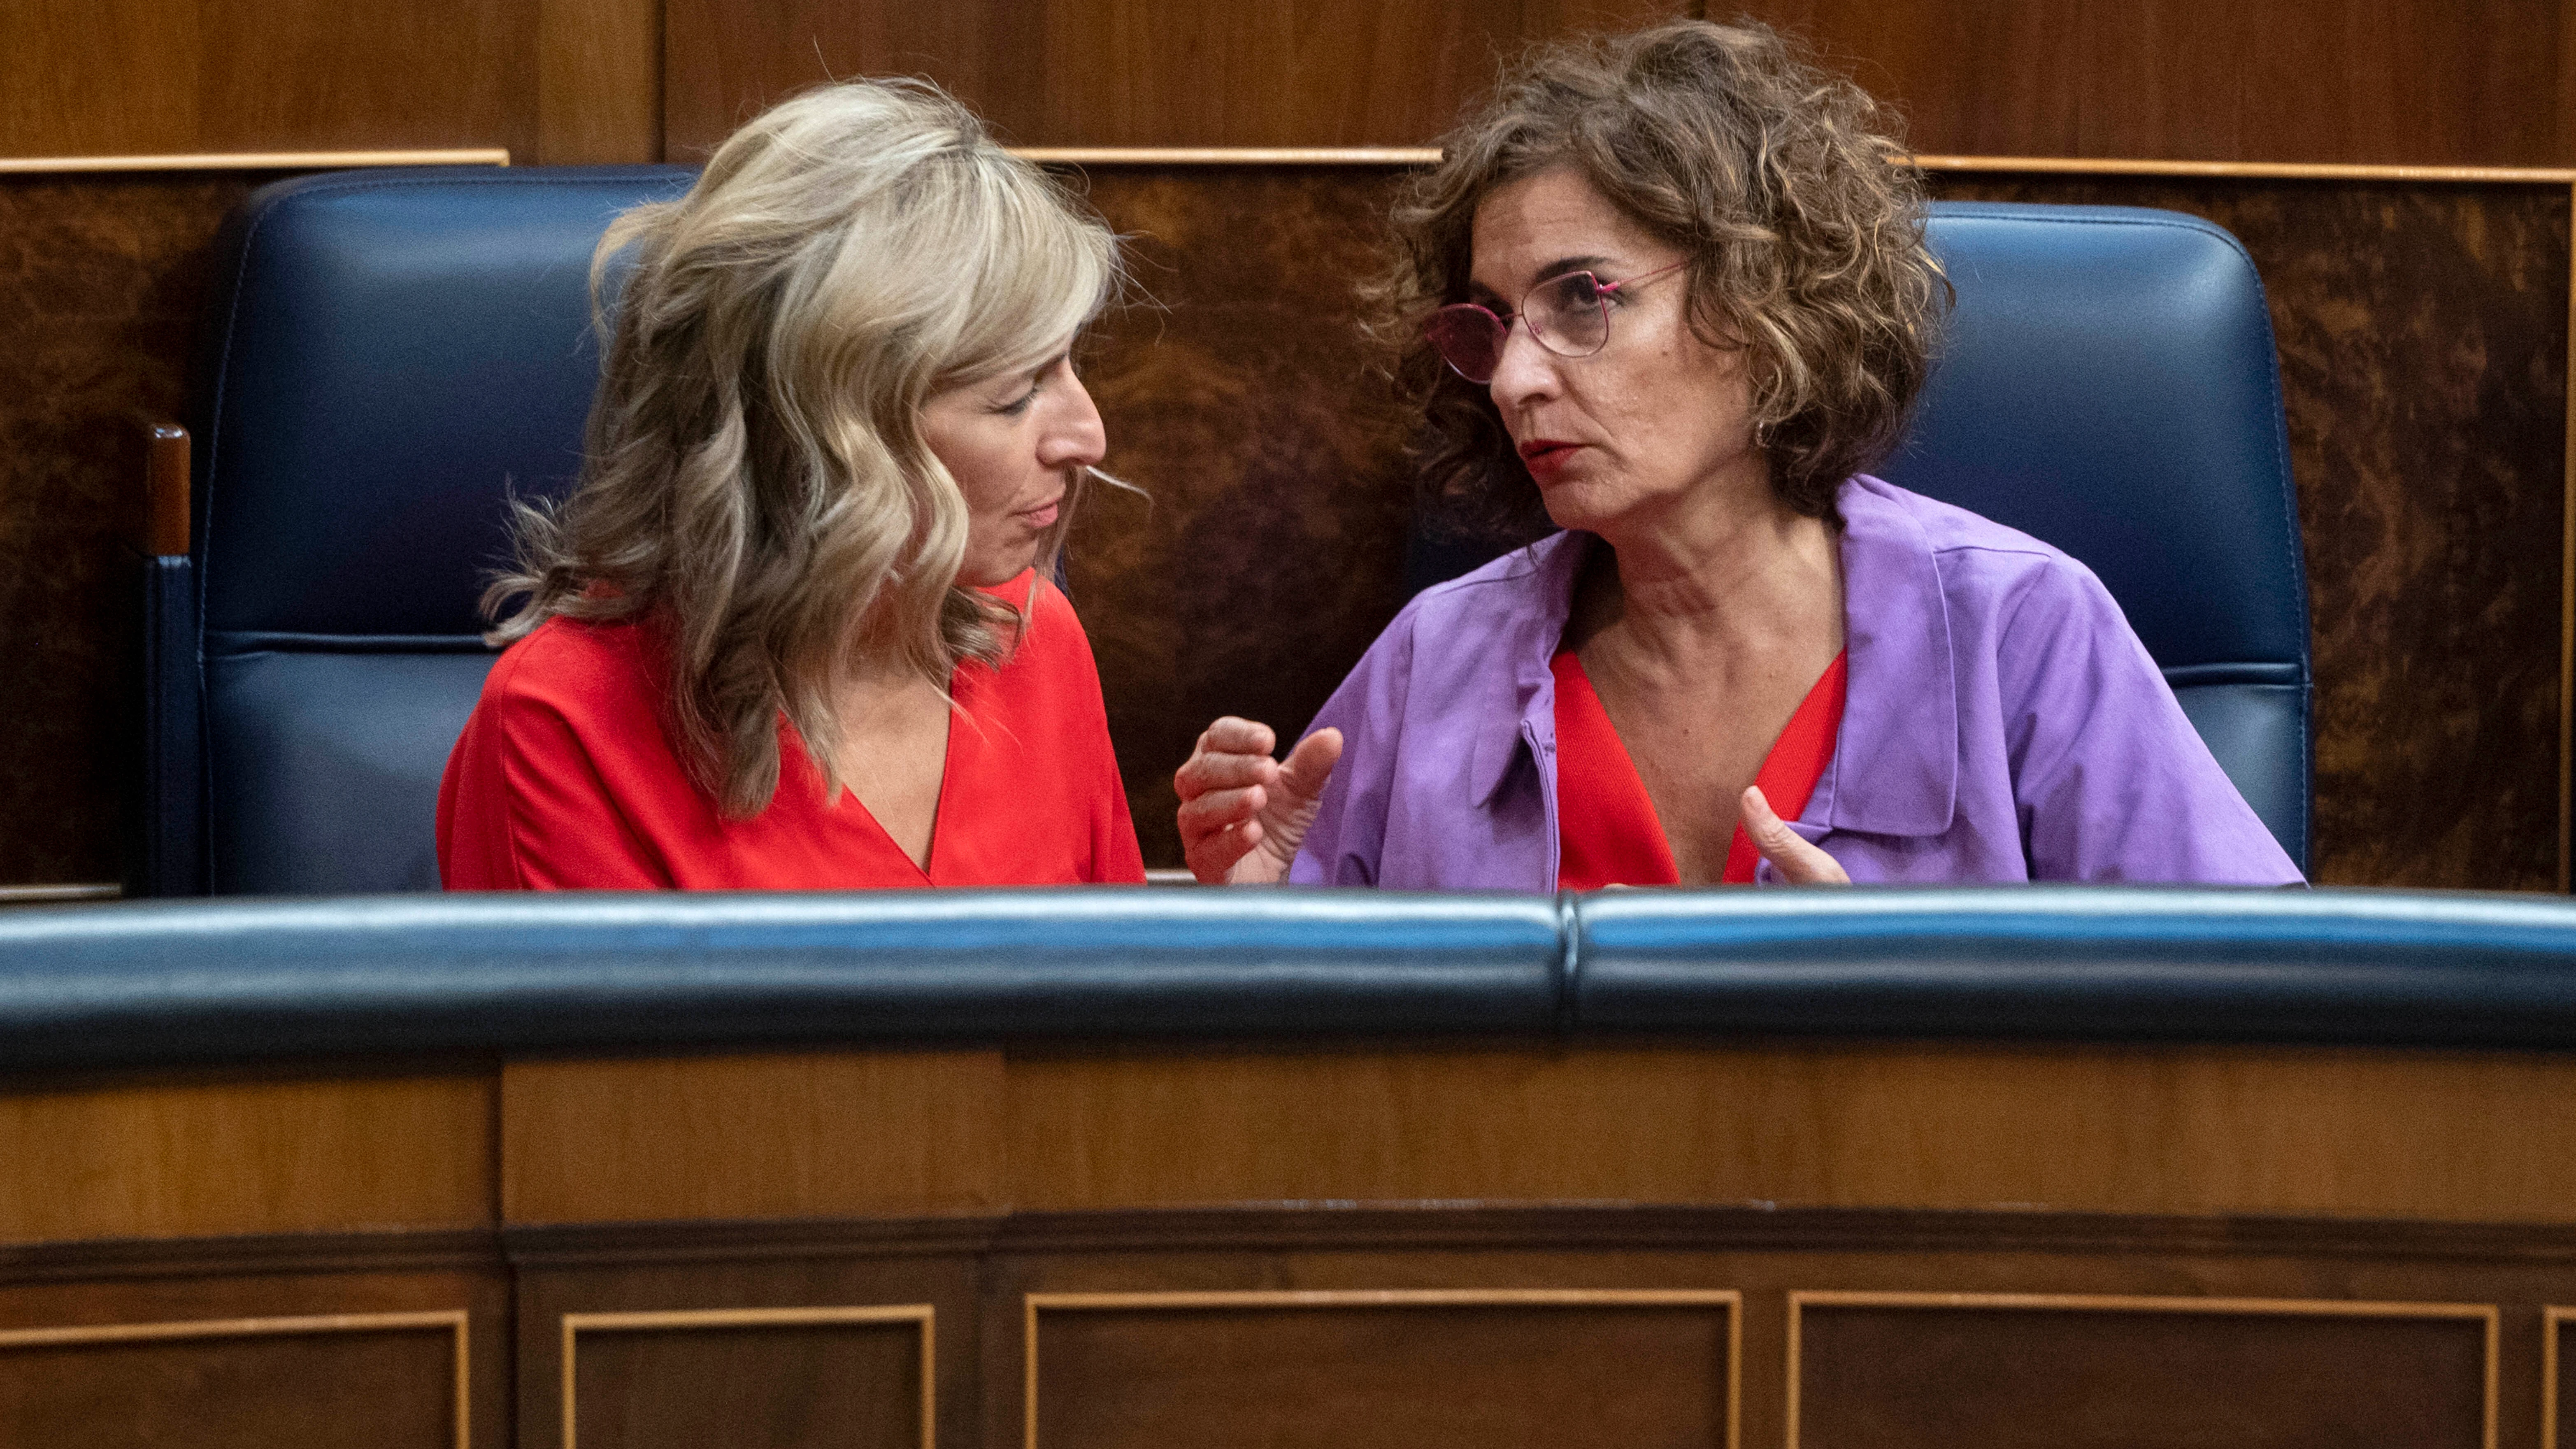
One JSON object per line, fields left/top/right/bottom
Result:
{"left": 1424, "top": 260, "right": 1688, "bottom": 383}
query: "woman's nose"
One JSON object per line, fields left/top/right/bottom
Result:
{"left": 1039, "top": 371, "right": 1108, "bottom": 470}
{"left": 1485, "top": 321, "right": 1558, "bottom": 411}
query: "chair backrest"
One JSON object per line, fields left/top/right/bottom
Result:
{"left": 1406, "top": 202, "right": 2313, "bottom": 873}
{"left": 177, "top": 165, "right": 695, "bottom": 894}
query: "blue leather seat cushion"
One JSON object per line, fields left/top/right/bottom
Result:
{"left": 207, "top": 648, "right": 497, "bottom": 893}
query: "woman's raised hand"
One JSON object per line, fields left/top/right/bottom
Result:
{"left": 1740, "top": 785, "right": 1850, "bottom": 885}
{"left": 1174, "top": 718, "right": 1344, "bottom": 884}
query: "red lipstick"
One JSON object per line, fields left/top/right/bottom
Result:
{"left": 1518, "top": 439, "right": 1581, "bottom": 479}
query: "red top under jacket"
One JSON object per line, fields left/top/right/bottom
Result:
{"left": 1552, "top": 649, "right": 1849, "bottom": 889}
{"left": 437, "top": 574, "right": 1145, "bottom": 889}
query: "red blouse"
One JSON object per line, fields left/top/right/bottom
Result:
{"left": 1552, "top": 650, "right": 1849, "bottom": 889}
{"left": 437, "top": 574, "right": 1145, "bottom": 890}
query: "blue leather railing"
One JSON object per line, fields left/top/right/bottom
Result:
{"left": 6, "top": 889, "right": 2576, "bottom": 1072}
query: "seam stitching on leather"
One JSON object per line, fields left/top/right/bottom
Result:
{"left": 1554, "top": 890, "right": 1581, "bottom": 1035}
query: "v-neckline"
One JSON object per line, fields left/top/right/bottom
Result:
{"left": 837, "top": 674, "right": 962, "bottom": 885}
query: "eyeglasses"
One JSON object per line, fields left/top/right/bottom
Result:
{"left": 1421, "top": 262, "right": 1686, "bottom": 384}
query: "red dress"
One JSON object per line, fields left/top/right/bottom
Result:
{"left": 1553, "top": 650, "right": 1848, "bottom": 888}
{"left": 437, "top": 574, "right": 1145, "bottom": 889}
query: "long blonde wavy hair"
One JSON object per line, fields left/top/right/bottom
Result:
{"left": 484, "top": 78, "right": 1122, "bottom": 818}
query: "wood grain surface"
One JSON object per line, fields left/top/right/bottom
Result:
{"left": 488, "top": 1042, "right": 2576, "bottom": 1229}
{"left": 8, "top": 0, "right": 2572, "bottom": 165}
{"left": 1793, "top": 1294, "right": 2494, "bottom": 1449}
{"left": 0, "top": 1270, "right": 507, "bottom": 1449}
{"left": 658, "top": 0, "right": 1684, "bottom": 157}
{"left": 0, "top": 0, "right": 539, "bottom": 158}
{"left": 0, "top": 1070, "right": 493, "bottom": 1245}
{"left": 515, "top": 1250, "right": 981, "bottom": 1449}
{"left": 501, "top": 1051, "right": 1006, "bottom": 1225}
{"left": 567, "top": 1312, "right": 925, "bottom": 1449}
{"left": 0, "top": 1318, "right": 461, "bottom": 1449}
{"left": 1028, "top": 1293, "right": 1735, "bottom": 1449}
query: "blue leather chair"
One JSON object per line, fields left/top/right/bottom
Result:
{"left": 137, "top": 165, "right": 694, "bottom": 895}
{"left": 1409, "top": 202, "right": 2313, "bottom": 872}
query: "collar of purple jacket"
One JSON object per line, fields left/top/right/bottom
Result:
{"left": 1464, "top": 475, "right": 1960, "bottom": 839}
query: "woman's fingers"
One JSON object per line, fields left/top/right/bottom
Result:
{"left": 1276, "top": 727, "right": 1343, "bottom": 806}
{"left": 1178, "top": 716, "right": 1284, "bottom": 883}
{"left": 1174, "top": 716, "right": 1279, "bottom": 802}
{"left": 1176, "top": 719, "right": 1342, "bottom": 884}
{"left": 1741, "top": 786, "right": 1850, "bottom": 885}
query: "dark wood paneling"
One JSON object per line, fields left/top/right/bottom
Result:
{"left": 0, "top": 1323, "right": 458, "bottom": 1448}
{"left": 0, "top": 173, "right": 265, "bottom": 886}
{"left": 2555, "top": 1309, "right": 2571, "bottom": 1449}
{"left": 1066, "top": 167, "right": 1422, "bottom": 868}
{"left": 1030, "top": 1297, "right": 1733, "bottom": 1449}
{"left": 490, "top": 1042, "right": 2576, "bottom": 1227}
{"left": 1930, "top": 173, "right": 2569, "bottom": 890}
{"left": 660, "top": 0, "right": 1692, "bottom": 156}
{"left": 514, "top": 1254, "right": 980, "bottom": 1449}
{"left": 0, "top": 1268, "right": 507, "bottom": 1449}
{"left": 500, "top": 1051, "right": 1005, "bottom": 1226}
{"left": 1747, "top": 0, "right": 2575, "bottom": 166}
{"left": 572, "top": 1319, "right": 922, "bottom": 1449}
{"left": 0, "top": 1070, "right": 494, "bottom": 1245}
{"left": 654, "top": 0, "right": 2575, "bottom": 163}
{"left": 1794, "top": 1298, "right": 2490, "bottom": 1449}
{"left": 537, "top": 0, "right": 665, "bottom": 164}
{"left": 0, "top": 0, "right": 540, "bottom": 158}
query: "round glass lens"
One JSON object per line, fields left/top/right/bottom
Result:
{"left": 1424, "top": 305, "right": 1507, "bottom": 384}
{"left": 1527, "top": 272, "right": 1610, "bottom": 356}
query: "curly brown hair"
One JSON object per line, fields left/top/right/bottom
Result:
{"left": 1374, "top": 18, "right": 1947, "bottom": 540}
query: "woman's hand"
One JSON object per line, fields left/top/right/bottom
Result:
{"left": 1741, "top": 785, "right": 1849, "bottom": 885}
{"left": 1175, "top": 718, "right": 1344, "bottom": 884}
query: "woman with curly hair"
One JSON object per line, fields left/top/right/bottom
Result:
{"left": 1175, "top": 19, "right": 2299, "bottom": 888}
{"left": 438, "top": 78, "right": 1144, "bottom": 889}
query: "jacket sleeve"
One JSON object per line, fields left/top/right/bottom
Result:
{"left": 1999, "top": 556, "right": 2304, "bottom": 884}
{"left": 1287, "top": 605, "right": 1421, "bottom": 886}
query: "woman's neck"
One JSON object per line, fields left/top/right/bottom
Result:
{"left": 1571, "top": 483, "right": 1844, "bottom": 665}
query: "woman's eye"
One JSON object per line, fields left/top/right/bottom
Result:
{"left": 993, "top": 381, "right": 1042, "bottom": 416}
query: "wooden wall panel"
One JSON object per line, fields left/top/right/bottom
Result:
{"left": 1065, "top": 167, "right": 1421, "bottom": 866}
{"left": 2554, "top": 1307, "right": 2571, "bottom": 1449}
{"left": 0, "top": 1267, "right": 509, "bottom": 1449}
{"left": 660, "top": 0, "right": 1692, "bottom": 156}
{"left": 513, "top": 1251, "right": 981, "bottom": 1449}
{"left": 493, "top": 1042, "right": 2576, "bottom": 1228}
{"left": 0, "top": 173, "right": 262, "bottom": 886}
{"left": 568, "top": 1312, "right": 925, "bottom": 1449}
{"left": 0, "top": 1071, "right": 493, "bottom": 1245}
{"left": 0, "top": 0, "right": 542, "bottom": 159}
{"left": 1790, "top": 1295, "right": 2492, "bottom": 1449}
{"left": 995, "top": 1043, "right": 2576, "bottom": 1222}
{"left": 1028, "top": 1293, "right": 1735, "bottom": 1449}
{"left": 1744, "top": 0, "right": 2575, "bottom": 166}
{"left": 0, "top": 1317, "right": 463, "bottom": 1449}
{"left": 500, "top": 1051, "right": 1006, "bottom": 1225}
{"left": 538, "top": 0, "right": 666, "bottom": 164}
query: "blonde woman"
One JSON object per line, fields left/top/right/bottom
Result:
{"left": 439, "top": 79, "right": 1144, "bottom": 888}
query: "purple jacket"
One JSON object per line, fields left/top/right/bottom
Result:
{"left": 1289, "top": 475, "right": 2303, "bottom": 889}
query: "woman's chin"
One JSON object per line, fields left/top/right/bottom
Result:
{"left": 957, "top": 547, "right": 1042, "bottom": 590}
